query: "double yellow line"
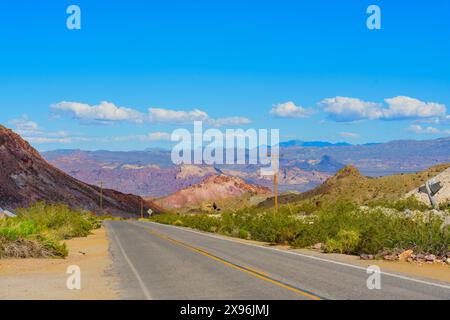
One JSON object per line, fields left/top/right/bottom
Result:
{"left": 146, "top": 228, "right": 322, "bottom": 300}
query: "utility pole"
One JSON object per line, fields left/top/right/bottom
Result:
{"left": 99, "top": 181, "right": 103, "bottom": 213}
{"left": 273, "top": 153, "right": 278, "bottom": 212}
{"left": 140, "top": 198, "right": 144, "bottom": 219}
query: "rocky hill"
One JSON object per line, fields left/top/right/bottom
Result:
{"left": 408, "top": 167, "right": 450, "bottom": 206}
{"left": 155, "top": 174, "right": 271, "bottom": 209}
{"left": 258, "top": 164, "right": 450, "bottom": 208}
{"left": 0, "top": 125, "right": 162, "bottom": 217}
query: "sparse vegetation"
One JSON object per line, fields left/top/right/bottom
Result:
{"left": 439, "top": 201, "right": 450, "bottom": 213}
{"left": 259, "top": 164, "right": 450, "bottom": 208}
{"left": 150, "top": 199, "right": 450, "bottom": 257}
{"left": 0, "top": 202, "right": 100, "bottom": 258}
{"left": 367, "top": 196, "right": 430, "bottom": 212}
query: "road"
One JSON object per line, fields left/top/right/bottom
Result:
{"left": 105, "top": 220, "right": 450, "bottom": 300}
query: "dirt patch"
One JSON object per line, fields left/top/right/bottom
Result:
{"left": 0, "top": 226, "right": 119, "bottom": 300}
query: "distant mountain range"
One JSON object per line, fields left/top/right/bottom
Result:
{"left": 42, "top": 137, "right": 450, "bottom": 199}
{"left": 278, "top": 137, "right": 450, "bottom": 176}
{"left": 279, "top": 140, "right": 352, "bottom": 147}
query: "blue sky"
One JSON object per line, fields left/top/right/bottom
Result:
{"left": 0, "top": 0, "right": 449, "bottom": 151}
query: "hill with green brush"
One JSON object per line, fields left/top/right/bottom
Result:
{"left": 258, "top": 163, "right": 450, "bottom": 208}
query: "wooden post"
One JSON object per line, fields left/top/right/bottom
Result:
{"left": 99, "top": 181, "right": 103, "bottom": 213}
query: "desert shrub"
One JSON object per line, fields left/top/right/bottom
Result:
{"left": 151, "top": 198, "right": 450, "bottom": 256}
{"left": 238, "top": 228, "right": 249, "bottom": 239}
{"left": 324, "top": 230, "right": 361, "bottom": 254}
{"left": 0, "top": 202, "right": 100, "bottom": 259}
{"left": 0, "top": 220, "right": 38, "bottom": 241}
{"left": 16, "top": 202, "right": 98, "bottom": 239}
{"left": 439, "top": 201, "right": 450, "bottom": 212}
{"left": 367, "top": 196, "right": 429, "bottom": 212}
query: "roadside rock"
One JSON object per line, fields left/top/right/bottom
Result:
{"left": 384, "top": 254, "right": 398, "bottom": 261}
{"left": 312, "top": 243, "right": 324, "bottom": 250}
{"left": 375, "top": 250, "right": 390, "bottom": 259}
{"left": 398, "top": 249, "right": 413, "bottom": 262}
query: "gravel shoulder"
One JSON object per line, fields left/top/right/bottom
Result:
{"left": 0, "top": 226, "right": 119, "bottom": 300}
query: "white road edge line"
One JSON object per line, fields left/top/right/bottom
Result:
{"left": 108, "top": 222, "right": 153, "bottom": 300}
{"left": 143, "top": 221, "right": 450, "bottom": 291}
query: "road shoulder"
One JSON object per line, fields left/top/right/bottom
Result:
{"left": 0, "top": 226, "right": 119, "bottom": 300}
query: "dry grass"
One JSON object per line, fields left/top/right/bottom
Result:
{"left": 0, "top": 237, "right": 53, "bottom": 258}
{"left": 260, "top": 163, "right": 450, "bottom": 207}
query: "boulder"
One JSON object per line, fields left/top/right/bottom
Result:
{"left": 312, "top": 243, "right": 324, "bottom": 250}
{"left": 384, "top": 254, "right": 398, "bottom": 261}
{"left": 398, "top": 249, "right": 413, "bottom": 262}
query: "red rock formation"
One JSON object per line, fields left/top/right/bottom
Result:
{"left": 0, "top": 125, "right": 163, "bottom": 217}
{"left": 156, "top": 174, "right": 271, "bottom": 209}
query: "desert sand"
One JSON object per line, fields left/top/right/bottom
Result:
{"left": 0, "top": 226, "right": 119, "bottom": 300}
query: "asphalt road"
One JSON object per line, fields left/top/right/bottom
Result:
{"left": 105, "top": 220, "right": 450, "bottom": 300}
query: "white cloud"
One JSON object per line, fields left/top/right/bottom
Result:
{"left": 319, "top": 97, "right": 382, "bottom": 122}
{"left": 149, "top": 107, "right": 208, "bottom": 123}
{"left": 10, "top": 116, "right": 73, "bottom": 141}
{"left": 113, "top": 132, "right": 172, "bottom": 142}
{"left": 144, "top": 132, "right": 172, "bottom": 141}
{"left": 407, "top": 125, "right": 450, "bottom": 135}
{"left": 149, "top": 107, "right": 251, "bottom": 127}
{"left": 339, "top": 132, "right": 360, "bottom": 139}
{"left": 10, "top": 115, "right": 41, "bottom": 135}
{"left": 51, "top": 101, "right": 251, "bottom": 127}
{"left": 52, "top": 101, "right": 145, "bottom": 124}
{"left": 270, "top": 102, "right": 314, "bottom": 118}
{"left": 23, "top": 136, "right": 92, "bottom": 144}
{"left": 320, "top": 96, "right": 447, "bottom": 122}
{"left": 207, "top": 117, "right": 251, "bottom": 127}
{"left": 383, "top": 96, "right": 446, "bottom": 120}
{"left": 24, "top": 132, "right": 173, "bottom": 145}
{"left": 415, "top": 115, "right": 450, "bottom": 125}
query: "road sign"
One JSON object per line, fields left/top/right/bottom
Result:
{"left": 418, "top": 181, "right": 442, "bottom": 196}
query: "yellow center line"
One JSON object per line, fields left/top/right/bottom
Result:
{"left": 245, "top": 266, "right": 270, "bottom": 277}
{"left": 145, "top": 228, "right": 323, "bottom": 300}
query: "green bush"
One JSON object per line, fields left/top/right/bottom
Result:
{"left": 0, "top": 220, "right": 38, "bottom": 241}
{"left": 367, "top": 196, "right": 429, "bottom": 212}
{"left": 439, "top": 201, "right": 450, "bottom": 212}
{"left": 151, "top": 199, "right": 449, "bottom": 256}
{"left": 325, "top": 230, "right": 361, "bottom": 254}
{"left": 0, "top": 202, "right": 100, "bottom": 259}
